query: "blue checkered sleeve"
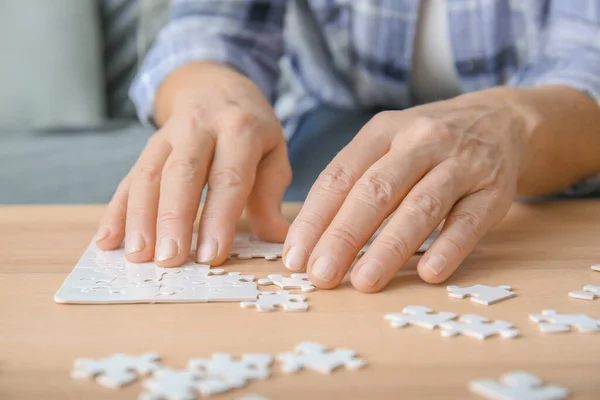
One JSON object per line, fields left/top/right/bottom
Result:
{"left": 129, "top": 0, "right": 287, "bottom": 125}
{"left": 509, "top": 1, "right": 600, "bottom": 102}
{"left": 509, "top": 1, "right": 600, "bottom": 196}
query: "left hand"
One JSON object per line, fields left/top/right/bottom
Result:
{"left": 282, "top": 88, "right": 532, "bottom": 292}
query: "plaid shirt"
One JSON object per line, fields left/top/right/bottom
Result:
{"left": 131, "top": 0, "right": 600, "bottom": 195}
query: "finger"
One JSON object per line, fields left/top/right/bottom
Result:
{"left": 155, "top": 120, "right": 216, "bottom": 267}
{"left": 196, "top": 129, "right": 262, "bottom": 265}
{"left": 417, "top": 189, "right": 509, "bottom": 283}
{"left": 246, "top": 142, "right": 292, "bottom": 242}
{"left": 95, "top": 176, "right": 130, "bottom": 250}
{"left": 305, "top": 142, "right": 436, "bottom": 288}
{"left": 283, "top": 114, "right": 393, "bottom": 273}
{"left": 350, "top": 159, "right": 473, "bottom": 292}
{"left": 124, "top": 134, "right": 172, "bottom": 262}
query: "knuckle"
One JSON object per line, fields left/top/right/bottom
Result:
{"left": 353, "top": 172, "right": 397, "bottom": 209}
{"left": 292, "top": 211, "right": 326, "bottom": 235}
{"left": 219, "top": 108, "right": 259, "bottom": 136}
{"left": 370, "top": 111, "right": 395, "bottom": 128}
{"left": 413, "top": 116, "right": 451, "bottom": 142}
{"left": 209, "top": 167, "right": 245, "bottom": 190}
{"left": 442, "top": 234, "right": 469, "bottom": 257}
{"left": 125, "top": 204, "right": 147, "bottom": 220}
{"left": 164, "top": 157, "right": 200, "bottom": 183}
{"left": 137, "top": 163, "right": 163, "bottom": 183}
{"left": 327, "top": 224, "right": 363, "bottom": 250}
{"left": 157, "top": 210, "right": 187, "bottom": 225}
{"left": 453, "top": 209, "right": 484, "bottom": 233}
{"left": 402, "top": 191, "right": 444, "bottom": 224}
{"left": 375, "top": 233, "right": 410, "bottom": 259}
{"left": 317, "top": 164, "right": 356, "bottom": 196}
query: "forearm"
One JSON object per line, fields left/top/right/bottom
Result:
{"left": 488, "top": 85, "right": 600, "bottom": 197}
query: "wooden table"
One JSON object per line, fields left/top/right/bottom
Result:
{"left": 1, "top": 202, "right": 599, "bottom": 399}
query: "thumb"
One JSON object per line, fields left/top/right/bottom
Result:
{"left": 246, "top": 143, "right": 292, "bottom": 242}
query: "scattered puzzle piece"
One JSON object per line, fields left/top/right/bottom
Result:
{"left": 569, "top": 285, "right": 600, "bottom": 301}
{"left": 236, "top": 395, "right": 270, "bottom": 400}
{"left": 188, "top": 353, "right": 272, "bottom": 393}
{"left": 257, "top": 273, "right": 315, "bottom": 292}
{"left": 447, "top": 284, "right": 516, "bottom": 305}
{"left": 140, "top": 368, "right": 202, "bottom": 400}
{"left": 529, "top": 310, "right": 600, "bottom": 333}
{"left": 241, "top": 290, "right": 308, "bottom": 312}
{"left": 469, "top": 371, "right": 570, "bottom": 400}
{"left": 71, "top": 353, "right": 160, "bottom": 388}
{"left": 440, "top": 315, "right": 519, "bottom": 340}
{"left": 277, "top": 342, "right": 366, "bottom": 374}
{"left": 384, "top": 306, "right": 457, "bottom": 329}
{"left": 592, "top": 264, "right": 600, "bottom": 272}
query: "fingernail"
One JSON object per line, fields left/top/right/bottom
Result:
{"left": 356, "top": 262, "right": 382, "bottom": 286}
{"left": 197, "top": 237, "right": 218, "bottom": 263}
{"left": 311, "top": 256, "right": 337, "bottom": 282}
{"left": 95, "top": 227, "right": 110, "bottom": 242}
{"left": 126, "top": 233, "right": 145, "bottom": 255}
{"left": 425, "top": 255, "right": 446, "bottom": 275}
{"left": 156, "top": 237, "right": 178, "bottom": 261}
{"left": 284, "top": 246, "right": 308, "bottom": 271}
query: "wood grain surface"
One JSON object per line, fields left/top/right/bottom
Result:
{"left": 1, "top": 202, "right": 599, "bottom": 399}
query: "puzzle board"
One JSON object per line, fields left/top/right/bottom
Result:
{"left": 53, "top": 241, "right": 262, "bottom": 304}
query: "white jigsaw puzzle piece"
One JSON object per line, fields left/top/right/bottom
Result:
{"left": 592, "top": 264, "right": 600, "bottom": 272}
{"left": 384, "top": 306, "right": 457, "bottom": 329}
{"left": 446, "top": 284, "right": 516, "bottom": 305}
{"left": 188, "top": 353, "right": 272, "bottom": 394}
{"left": 568, "top": 285, "right": 600, "bottom": 301}
{"left": 440, "top": 314, "right": 519, "bottom": 340}
{"left": 194, "top": 375, "right": 247, "bottom": 397}
{"left": 140, "top": 368, "right": 201, "bottom": 400}
{"left": 257, "top": 273, "right": 315, "bottom": 292}
{"left": 469, "top": 371, "right": 570, "bottom": 400}
{"left": 240, "top": 290, "right": 308, "bottom": 312}
{"left": 236, "top": 395, "right": 270, "bottom": 400}
{"left": 529, "top": 309, "right": 600, "bottom": 333}
{"left": 277, "top": 342, "right": 366, "bottom": 374}
{"left": 71, "top": 353, "right": 160, "bottom": 388}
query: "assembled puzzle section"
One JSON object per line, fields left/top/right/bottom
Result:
{"left": 229, "top": 233, "right": 283, "bottom": 260}
{"left": 469, "top": 371, "right": 570, "bottom": 400}
{"left": 54, "top": 241, "right": 263, "bottom": 304}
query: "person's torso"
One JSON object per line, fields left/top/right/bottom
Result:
{"left": 276, "top": 0, "right": 548, "bottom": 122}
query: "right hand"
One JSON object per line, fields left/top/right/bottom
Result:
{"left": 95, "top": 63, "right": 292, "bottom": 267}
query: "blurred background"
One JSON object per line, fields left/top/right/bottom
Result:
{"left": 0, "top": 0, "right": 169, "bottom": 204}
